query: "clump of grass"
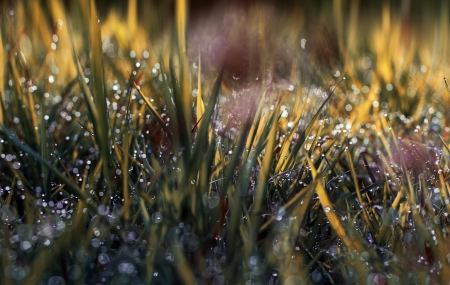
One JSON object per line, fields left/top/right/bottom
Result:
{"left": 1, "top": 1, "right": 450, "bottom": 284}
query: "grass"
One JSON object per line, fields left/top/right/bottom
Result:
{"left": 1, "top": 0, "right": 450, "bottom": 284}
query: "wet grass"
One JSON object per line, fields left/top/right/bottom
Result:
{"left": 1, "top": 0, "right": 450, "bottom": 284}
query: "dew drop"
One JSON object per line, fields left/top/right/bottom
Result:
{"left": 48, "top": 276, "right": 65, "bottom": 285}
{"left": 152, "top": 212, "right": 162, "bottom": 223}
{"left": 311, "top": 270, "right": 322, "bottom": 282}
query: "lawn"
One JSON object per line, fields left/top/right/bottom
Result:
{"left": 1, "top": 0, "right": 450, "bottom": 284}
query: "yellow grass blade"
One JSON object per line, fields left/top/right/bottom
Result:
{"left": 196, "top": 50, "right": 205, "bottom": 120}
{"left": 176, "top": 0, "right": 191, "bottom": 136}
{"left": 253, "top": 115, "right": 278, "bottom": 215}
{"left": 306, "top": 155, "right": 364, "bottom": 254}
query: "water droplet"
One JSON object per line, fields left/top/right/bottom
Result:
{"left": 98, "top": 253, "right": 110, "bottom": 264}
{"left": 91, "top": 238, "right": 101, "bottom": 247}
{"left": 300, "top": 38, "right": 306, "bottom": 49}
{"left": 20, "top": 241, "right": 31, "bottom": 251}
{"left": 48, "top": 276, "right": 65, "bottom": 285}
{"left": 311, "top": 270, "right": 322, "bottom": 282}
{"left": 76, "top": 250, "right": 88, "bottom": 262}
{"left": 367, "top": 273, "right": 386, "bottom": 285}
{"left": 98, "top": 205, "right": 109, "bottom": 215}
{"left": 118, "top": 262, "right": 135, "bottom": 274}
{"left": 152, "top": 212, "right": 162, "bottom": 223}
{"left": 67, "top": 265, "right": 81, "bottom": 280}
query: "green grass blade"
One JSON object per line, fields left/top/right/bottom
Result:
{"left": 88, "top": 0, "right": 112, "bottom": 190}
{"left": 169, "top": 57, "right": 191, "bottom": 158}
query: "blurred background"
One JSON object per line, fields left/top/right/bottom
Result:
{"left": 2, "top": 0, "right": 450, "bottom": 128}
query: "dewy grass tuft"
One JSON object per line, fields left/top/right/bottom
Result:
{"left": 0, "top": 1, "right": 450, "bottom": 284}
